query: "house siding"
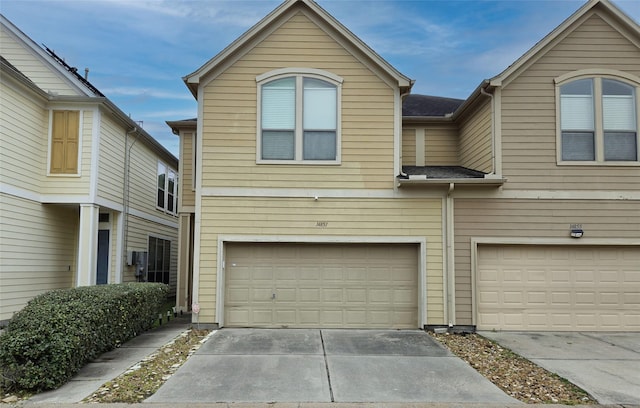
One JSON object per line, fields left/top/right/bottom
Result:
{"left": 0, "top": 28, "right": 77, "bottom": 95}
{"left": 197, "top": 197, "right": 445, "bottom": 325}
{"left": 97, "top": 114, "right": 126, "bottom": 205}
{"left": 0, "top": 194, "right": 78, "bottom": 321}
{"left": 401, "top": 128, "right": 416, "bottom": 166}
{"left": 200, "top": 11, "right": 396, "bottom": 191}
{"left": 458, "top": 99, "right": 492, "bottom": 173}
{"left": 453, "top": 198, "right": 640, "bottom": 325}
{"left": 124, "top": 214, "right": 179, "bottom": 295}
{"left": 0, "top": 78, "right": 46, "bottom": 194}
{"left": 501, "top": 13, "right": 640, "bottom": 191}
{"left": 402, "top": 124, "right": 460, "bottom": 167}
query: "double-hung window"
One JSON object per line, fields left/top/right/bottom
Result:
{"left": 157, "top": 162, "right": 178, "bottom": 214}
{"left": 257, "top": 69, "right": 342, "bottom": 163}
{"left": 558, "top": 74, "right": 639, "bottom": 163}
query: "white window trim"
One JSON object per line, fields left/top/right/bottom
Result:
{"left": 555, "top": 70, "right": 640, "bottom": 166}
{"left": 46, "top": 108, "right": 83, "bottom": 177}
{"left": 156, "top": 160, "right": 178, "bottom": 215}
{"left": 256, "top": 68, "right": 343, "bottom": 165}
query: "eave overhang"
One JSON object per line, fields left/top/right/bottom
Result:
{"left": 166, "top": 119, "right": 197, "bottom": 136}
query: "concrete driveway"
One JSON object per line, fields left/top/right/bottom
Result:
{"left": 481, "top": 331, "right": 640, "bottom": 405}
{"left": 147, "top": 329, "right": 518, "bottom": 404}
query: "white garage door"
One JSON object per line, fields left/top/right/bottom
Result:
{"left": 224, "top": 243, "right": 419, "bottom": 328}
{"left": 477, "top": 245, "right": 640, "bottom": 331}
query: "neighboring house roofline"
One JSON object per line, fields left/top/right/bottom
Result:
{"left": 1, "top": 14, "right": 177, "bottom": 167}
{"left": 489, "top": 0, "right": 640, "bottom": 88}
{"left": 182, "top": 0, "right": 413, "bottom": 97}
{"left": 1, "top": 55, "right": 50, "bottom": 100}
{"left": 166, "top": 118, "right": 197, "bottom": 135}
{"left": 1, "top": 13, "right": 93, "bottom": 97}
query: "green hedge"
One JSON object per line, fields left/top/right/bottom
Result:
{"left": 0, "top": 283, "right": 169, "bottom": 392}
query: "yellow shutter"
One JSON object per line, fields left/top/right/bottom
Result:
{"left": 50, "top": 110, "right": 79, "bottom": 174}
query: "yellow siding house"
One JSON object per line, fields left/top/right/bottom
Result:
{"left": 0, "top": 15, "right": 179, "bottom": 323}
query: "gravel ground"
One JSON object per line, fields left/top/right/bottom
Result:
{"left": 430, "top": 332, "right": 597, "bottom": 405}
{"left": 84, "top": 328, "right": 211, "bottom": 404}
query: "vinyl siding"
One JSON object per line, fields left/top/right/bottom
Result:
{"left": 402, "top": 124, "right": 459, "bottom": 167}
{"left": 0, "top": 78, "right": 46, "bottom": 193}
{"left": 180, "top": 131, "right": 195, "bottom": 209}
{"left": 201, "top": 11, "right": 396, "bottom": 190}
{"left": 453, "top": 198, "right": 640, "bottom": 325}
{"left": 0, "top": 28, "right": 78, "bottom": 96}
{"left": 501, "top": 13, "right": 640, "bottom": 191}
{"left": 41, "top": 109, "right": 92, "bottom": 195}
{"left": 197, "top": 197, "right": 445, "bottom": 325}
{"left": 0, "top": 194, "right": 78, "bottom": 321}
{"left": 124, "top": 215, "right": 179, "bottom": 296}
{"left": 97, "top": 114, "right": 126, "bottom": 204}
{"left": 401, "top": 128, "right": 416, "bottom": 166}
{"left": 458, "top": 99, "right": 492, "bottom": 173}
{"left": 125, "top": 134, "right": 176, "bottom": 219}
{"left": 425, "top": 123, "right": 459, "bottom": 165}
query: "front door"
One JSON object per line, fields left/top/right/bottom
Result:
{"left": 96, "top": 229, "right": 109, "bottom": 285}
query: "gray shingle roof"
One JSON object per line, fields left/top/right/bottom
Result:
{"left": 402, "top": 94, "right": 464, "bottom": 117}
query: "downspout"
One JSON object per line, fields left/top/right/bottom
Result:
{"left": 480, "top": 86, "right": 496, "bottom": 175}
{"left": 122, "top": 127, "right": 137, "bottom": 281}
{"left": 445, "top": 182, "right": 455, "bottom": 327}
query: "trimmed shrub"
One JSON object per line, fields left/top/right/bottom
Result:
{"left": 0, "top": 282, "right": 169, "bottom": 392}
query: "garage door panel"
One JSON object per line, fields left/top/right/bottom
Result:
{"left": 477, "top": 245, "right": 640, "bottom": 332}
{"left": 224, "top": 243, "right": 418, "bottom": 328}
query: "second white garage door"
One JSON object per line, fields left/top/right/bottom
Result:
{"left": 224, "top": 243, "right": 419, "bottom": 328}
{"left": 477, "top": 245, "right": 640, "bottom": 331}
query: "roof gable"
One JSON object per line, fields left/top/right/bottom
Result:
{"left": 0, "top": 14, "right": 96, "bottom": 97}
{"left": 489, "top": 0, "right": 640, "bottom": 88}
{"left": 183, "top": 0, "right": 413, "bottom": 97}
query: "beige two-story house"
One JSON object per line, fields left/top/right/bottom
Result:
{"left": 0, "top": 15, "right": 179, "bottom": 323}
{"left": 169, "top": 0, "right": 457, "bottom": 329}
{"left": 172, "top": 0, "right": 639, "bottom": 331}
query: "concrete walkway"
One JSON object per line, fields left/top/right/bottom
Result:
{"left": 147, "top": 328, "right": 518, "bottom": 404}
{"left": 26, "top": 315, "right": 191, "bottom": 404}
{"left": 481, "top": 331, "right": 640, "bottom": 405}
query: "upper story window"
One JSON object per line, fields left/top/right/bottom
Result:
{"left": 257, "top": 69, "right": 342, "bottom": 164}
{"left": 157, "top": 161, "right": 178, "bottom": 215}
{"left": 558, "top": 75, "right": 638, "bottom": 164}
{"left": 50, "top": 110, "right": 80, "bottom": 174}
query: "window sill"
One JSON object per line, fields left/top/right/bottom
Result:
{"left": 47, "top": 173, "right": 82, "bottom": 177}
{"left": 257, "top": 159, "right": 342, "bottom": 166}
{"left": 557, "top": 160, "right": 640, "bottom": 166}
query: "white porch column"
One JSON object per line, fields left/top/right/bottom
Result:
{"left": 76, "top": 203, "right": 100, "bottom": 287}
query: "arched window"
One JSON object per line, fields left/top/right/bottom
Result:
{"left": 559, "top": 75, "right": 638, "bottom": 163}
{"left": 257, "top": 69, "right": 342, "bottom": 163}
